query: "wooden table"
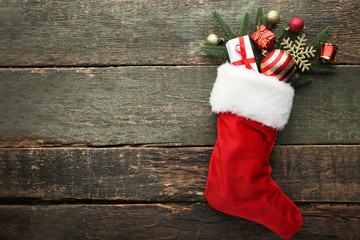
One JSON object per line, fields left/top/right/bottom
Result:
{"left": 0, "top": 1, "right": 359, "bottom": 239}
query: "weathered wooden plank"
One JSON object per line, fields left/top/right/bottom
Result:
{"left": 0, "top": 66, "right": 359, "bottom": 146}
{"left": 0, "top": 0, "right": 358, "bottom": 66}
{"left": 0, "top": 203, "right": 359, "bottom": 240}
{"left": 0, "top": 146, "right": 359, "bottom": 202}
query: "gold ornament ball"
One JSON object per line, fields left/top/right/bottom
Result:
{"left": 266, "top": 10, "right": 280, "bottom": 25}
{"left": 206, "top": 33, "right": 220, "bottom": 46}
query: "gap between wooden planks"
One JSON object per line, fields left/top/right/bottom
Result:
{"left": 0, "top": 203, "right": 359, "bottom": 240}
{"left": 0, "top": 0, "right": 359, "bottom": 66}
{"left": 0, "top": 146, "right": 359, "bottom": 203}
{"left": 0, "top": 66, "right": 359, "bottom": 146}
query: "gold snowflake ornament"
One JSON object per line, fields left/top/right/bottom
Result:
{"left": 281, "top": 34, "right": 316, "bottom": 72}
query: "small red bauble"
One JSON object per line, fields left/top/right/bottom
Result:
{"left": 261, "top": 50, "right": 296, "bottom": 82}
{"left": 289, "top": 17, "right": 304, "bottom": 33}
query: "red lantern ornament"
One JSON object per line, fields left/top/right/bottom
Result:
{"left": 319, "top": 42, "right": 338, "bottom": 63}
{"left": 261, "top": 50, "right": 296, "bottom": 82}
{"left": 289, "top": 17, "right": 304, "bottom": 33}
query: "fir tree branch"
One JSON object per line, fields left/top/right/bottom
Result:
{"left": 309, "top": 25, "right": 333, "bottom": 50}
{"left": 255, "top": 7, "right": 264, "bottom": 27}
{"left": 272, "top": 24, "right": 287, "bottom": 49}
{"left": 289, "top": 73, "right": 312, "bottom": 88}
{"left": 239, "top": 12, "right": 250, "bottom": 36}
{"left": 284, "top": 29, "right": 298, "bottom": 43}
{"left": 212, "top": 10, "right": 237, "bottom": 40}
{"left": 308, "top": 62, "right": 336, "bottom": 74}
{"left": 251, "top": 42, "right": 262, "bottom": 70}
{"left": 199, "top": 45, "right": 229, "bottom": 62}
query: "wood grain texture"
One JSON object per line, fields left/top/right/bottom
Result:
{"left": 1, "top": 146, "right": 359, "bottom": 202}
{"left": 0, "top": 0, "right": 359, "bottom": 66}
{"left": 0, "top": 66, "right": 359, "bottom": 146}
{"left": 0, "top": 203, "right": 359, "bottom": 240}
{"left": 1, "top": 1, "right": 359, "bottom": 239}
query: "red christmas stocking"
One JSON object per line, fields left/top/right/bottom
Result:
{"left": 205, "top": 63, "right": 302, "bottom": 239}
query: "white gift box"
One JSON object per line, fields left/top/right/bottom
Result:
{"left": 226, "top": 35, "right": 259, "bottom": 72}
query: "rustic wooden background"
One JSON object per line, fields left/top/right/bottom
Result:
{"left": 0, "top": 0, "right": 359, "bottom": 239}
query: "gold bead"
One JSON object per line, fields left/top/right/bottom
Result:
{"left": 206, "top": 33, "right": 220, "bottom": 46}
{"left": 266, "top": 10, "right": 280, "bottom": 25}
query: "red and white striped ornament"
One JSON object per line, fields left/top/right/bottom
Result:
{"left": 261, "top": 49, "right": 296, "bottom": 82}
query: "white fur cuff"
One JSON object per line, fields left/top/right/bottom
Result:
{"left": 210, "top": 63, "right": 294, "bottom": 130}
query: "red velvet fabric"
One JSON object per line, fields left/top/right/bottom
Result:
{"left": 205, "top": 112, "right": 302, "bottom": 239}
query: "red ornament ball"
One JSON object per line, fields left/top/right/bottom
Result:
{"left": 289, "top": 17, "right": 304, "bottom": 33}
{"left": 261, "top": 49, "right": 296, "bottom": 82}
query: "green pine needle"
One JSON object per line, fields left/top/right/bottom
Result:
{"left": 290, "top": 73, "right": 312, "bottom": 88}
{"left": 212, "top": 10, "right": 237, "bottom": 40}
{"left": 284, "top": 29, "right": 298, "bottom": 43}
{"left": 308, "top": 62, "right": 336, "bottom": 74}
{"left": 251, "top": 43, "right": 262, "bottom": 70}
{"left": 255, "top": 7, "right": 264, "bottom": 27}
{"left": 272, "top": 24, "right": 287, "bottom": 49}
{"left": 309, "top": 25, "right": 333, "bottom": 50}
{"left": 199, "top": 45, "right": 229, "bottom": 62}
{"left": 239, "top": 12, "right": 250, "bottom": 36}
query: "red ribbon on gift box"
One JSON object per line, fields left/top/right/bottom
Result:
{"left": 233, "top": 36, "right": 256, "bottom": 70}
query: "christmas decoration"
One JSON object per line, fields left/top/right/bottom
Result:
{"left": 288, "top": 73, "right": 312, "bottom": 88}
{"left": 308, "top": 62, "right": 336, "bottom": 74}
{"left": 281, "top": 34, "right": 316, "bottom": 72}
{"left": 226, "top": 36, "right": 258, "bottom": 71}
{"left": 289, "top": 17, "right": 304, "bottom": 33}
{"left": 272, "top": 24, "right": 287, "bottom": 49}
{"left": 261, "top": 49, "right": 296, "bottom": 81}
{"left": 309, "top": 26, "right": 333, "bottom": 49}
{"left": 199, "top": 7, "right": 338, "bottom": 239}
{"left": 266, "top": 10, "right": 280, "bottom": 26}
{"left": 255, "top": 7, "right": 265, "bottom": 27}
{"left": 212, "top": 10, "right": 237, "bottom": 40}
{"left": 199, "top": 45, "right": 229, "bottom": 63}
{"left": 206, "top": 33, "right": 221, "bottom": 46}
{"left": 319, "top": 42, "right": 338, "bottom": 63}
{"left": 199, "top": 8, "right": 336, "bottom": 87}
{"left": 250, "top": 25, "right": 276, "bottom": 50}
{"left": 239, "top": 12, "right": 250, "bottom": 36}
{"left": 207, "top": 63, "right": 302, "bottom": 239}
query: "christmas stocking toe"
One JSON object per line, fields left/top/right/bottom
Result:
{"left": 205, "top": 63, "right": 302, "bottom": 239}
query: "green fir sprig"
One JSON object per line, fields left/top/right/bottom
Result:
{"left": 252, "top": 44, "right": 262, "bottom": 70}
{"left": 272, "top": 24, "right": 287, "bottom": 49}
{"left": 308, "top": 62, "right": 336, "bottom": 74}
{"left": 212, "top": 10, "right": 237, "bottom": 40}
{"left": 200, "top": 8, "right": 336, "bottom": 88}
{"left": 309, "top": 25, "right": 333, "bottom": 50}
{"left": 239, "top": 12, "right": 250, "bottom": 36}
{"left": 199, "top": 45, "right": 229, "bottom": 63}
{"left": 283, "top": 29, "right": 298, "bottom": 43}
{"left": 289, "top": 73, "right": 313, "bottom": 88}
{"left": 255, "top": 7, "right": 265, "bottom": 27}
